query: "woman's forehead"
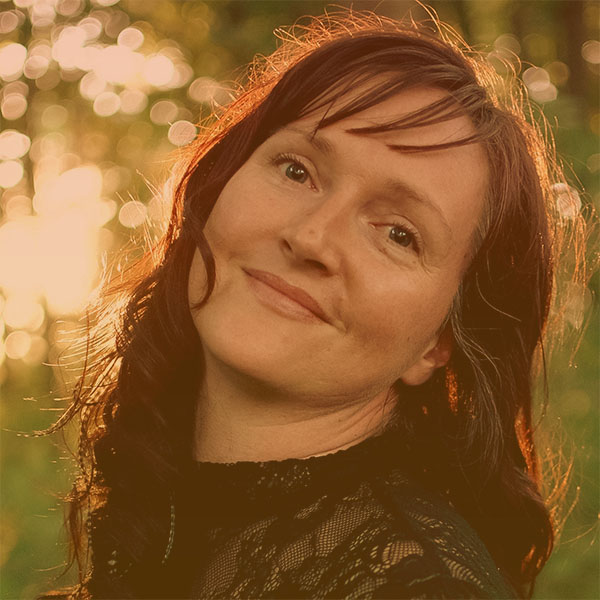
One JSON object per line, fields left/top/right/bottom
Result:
{"left": 287, "top": 86, "right": 480, "bottom": 149}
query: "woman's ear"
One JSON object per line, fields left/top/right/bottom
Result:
{"left": 399, "top": 325, "right": 453, "bottom": 386}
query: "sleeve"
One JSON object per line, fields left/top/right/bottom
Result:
{"left": 371, "top": 554, "right": 493, "bottom": 600}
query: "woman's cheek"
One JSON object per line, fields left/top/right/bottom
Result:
{"left": 356, "top": 284, "right": 451, "bottom": 356}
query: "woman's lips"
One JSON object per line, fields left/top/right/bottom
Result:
{"left": 243, "top": 268, "right": 330, "bottom": 324}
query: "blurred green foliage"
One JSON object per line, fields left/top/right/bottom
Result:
{"left": 0, "top": 1, "right": 598, "bottom": 598}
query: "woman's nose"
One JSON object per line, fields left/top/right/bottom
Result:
{"left": 279, "top": 197, "right": 348, "bottom": 274}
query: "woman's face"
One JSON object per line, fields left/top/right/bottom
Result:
{"left": 188, "top": 87, "right": 488, "bottom": 402}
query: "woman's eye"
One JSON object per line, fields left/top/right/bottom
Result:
{"left": 388, "top": 225, "right": 419, "bottom": 251}
{"left": 283, "top": 161, "right": 309, "bottom": 184}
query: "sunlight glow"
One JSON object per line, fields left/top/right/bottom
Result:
{"left": 33, "top": 166, "right": 103, "bottom": 215}
{"left": 94, "top": 45, "right": 144, "bottom": 84}
{"left": 3, "top": 295, "right": 45, "bottom": 330}
{"left": 0, "top": 218, "right": 40, "bottom": 295}
{"left": 39, "top": 212, "right": 100, "bottom": 315}
{"left": 0, "top": 217, "right": 98, "bottom": 315}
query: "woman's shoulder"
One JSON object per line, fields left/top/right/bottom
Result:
{"left": 363, "top": 469, "right": 517, "bottom": 599}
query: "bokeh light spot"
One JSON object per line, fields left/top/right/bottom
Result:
{"left": 188, "top": 76, "right": 221, "bottom": 103}
{"left": 52, "top": 26, "right": 87, "bottom": 69}
{"left": 143, "top": 54, "right": 175, "bottom": 87}
{"left": 3, "top": 295, "right": 45, "bottom": 331}
{"left": 523, "top": 67, "right": 557, "bottom": 103}
{"left": 0, "top": 218, "right": 40, "bottom": 295}
{"left": 102, "top": 164, "right": 130, "bottom": 194}
{"left": 56, "top": 0, "right": 84, "bottom": 17}
{"left": 586, "top": 153, "right": 600, "bottom": 173}
{"left": 118, "top": 201, "right": 147, "bottom": 228}
{"left": 41, "top": 104, "right": 69, "bottom": 129}
{"left": 22, "top": 334, "right": 49, "bottom": 365}
{"left": 93, "top": 91, "right": 121, "bottom": 116}
{"left": 563, "top": 283, "right": 592, "bottom": 330}
{"left": 493, "top": 33, "right": 521, "bottom": 55}
{"left": 94, "top": 45, "right": 144, "bottom": 84}
{"left": 168, "top": 120, "right": 197, "bottom": 146}
{"left": 79, "top": 71, "right": 108, "bottom": 100}
{"left": 116, "top": 135, "right": 143, "bottom": 158}
{"left": 35, "top": 69, "right": 61, "bottom": 91}
{"left": 0, "top": 161, "right": 24, "bottom": 188}
{"left": 118, "top": 27, "right": 144, "bottom": 50}
{"left": 38, "top": 132, "right": 67, "bottom": 159}
{"left": 523, "top": 66, "right": 550, "bottom": 86}
{"left": 33, "top": 165, "right": 103, "bottom": 216}
{"left": 0, "top": 11, "right": 20, "bottom": 34}
{"left": 544, "top": 61, "right": 570, "bottom": 87}
{"left": 119, "top": 89, "right": 147, "bottom": 114}
{"left": 23, "top": 55, "right": 50, "bottom": 79}
{"left": 4, "top": 80, "right": 29, "bottom": 96}
{"left": 4, "top": 330, "right": 32, "bottom": 360}
{"left": 148, "top": 191, "right": 172, "bottom": 227}
{"left": 0, "top": 131, "right": 31, "bottom": 160}
{"left": 582, "top": 40, "right": 600, "bottom": 64}
{"left": 98, "top": 226, "right": 115, "bottom": 252}
{"left": 149, "top": 99, "right": 178, "bottom": 125}
{"left": 93, "top": 198, "right": 117, "bottom": 225}
{"left": 1, "top": 94, "right": 28, "bottom": 120}
{"left": 78, "top": 16, "right": 103, "bottom": 41}
{"left": 4, "top": 195, "right": 32, "bottom": 219}
{"left": 105, "top": 10, "right": 130, "bottom": 38}
{"left": 31, "top": 2, "right": 56, "bottom": 27}
{"left": 0, "top": 43, "right": 27, "bottom": 81}
{"left": 552, "top": 183, "right": 581, "bottom": 219}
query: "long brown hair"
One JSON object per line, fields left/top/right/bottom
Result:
{"left": 45, "top": 10, "right": 591, "bottom": 599}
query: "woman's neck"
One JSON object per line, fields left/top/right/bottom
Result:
{"left": 193, "top": 354, "right": 396, "bottom": 463}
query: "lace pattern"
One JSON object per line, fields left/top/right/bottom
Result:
{"left": 94, "top": 430, "right": 517, "bottom": 599}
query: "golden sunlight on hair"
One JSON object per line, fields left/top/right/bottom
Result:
{"left": 0, "top": 5, "right": 597, "bottom": 598}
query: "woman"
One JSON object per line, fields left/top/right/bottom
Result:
{"left": 48, "top": 10, "right": 586, "bottom": 600}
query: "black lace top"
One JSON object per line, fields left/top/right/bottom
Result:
{"left": 96, "top": 429, "right": 517, "bottom": 599}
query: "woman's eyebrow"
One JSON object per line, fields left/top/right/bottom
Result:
{"left": 381, "top": 180, "right": 453, "bottom": 238}
{"left": 281, "top": 127, "right": 337, "bottom": 157}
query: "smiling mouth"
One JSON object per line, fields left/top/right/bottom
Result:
{"left": 243, "top": 268, "right": 330, "bottom": 324}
